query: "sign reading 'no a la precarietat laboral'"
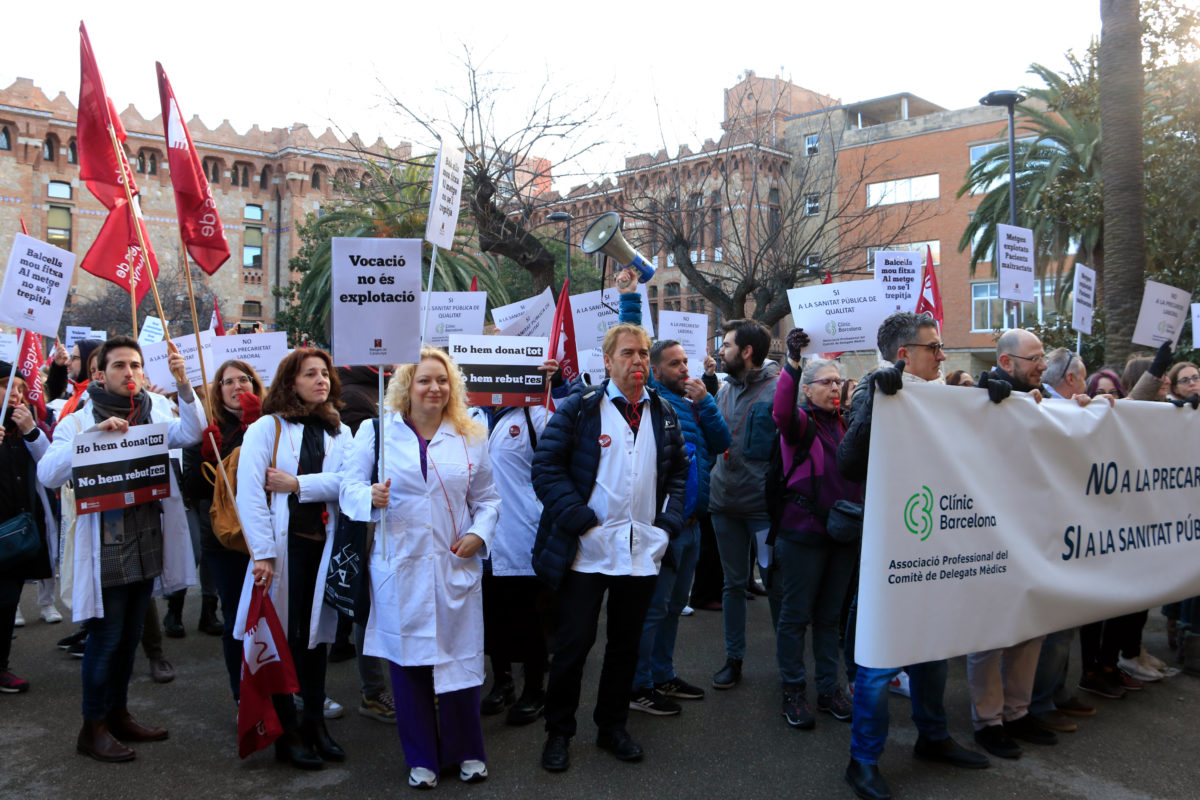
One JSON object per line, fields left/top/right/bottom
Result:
{"left": 331, "top": 238, "right": 423, "bottom": 366}
{"left": 71, "top": 423, "right": 171, "bottom": 514}
{"left": 856, "top": 383, "right": 1200, "bottom": 669}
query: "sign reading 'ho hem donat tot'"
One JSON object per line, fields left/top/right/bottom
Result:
{"left": 450, "top": 334, "right": 549, "bottom": 407}
{"left": 71, "top": 423, "right": 171, "bottom": 514}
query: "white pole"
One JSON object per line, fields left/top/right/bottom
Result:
{"left": 420, "top": 244, "right": 439, "bottom": 347}
{"left": 1076, "top": 330, "right": 1082, "bottom": 354}
{"left": 378, "top": 366, "right": 387, "bottom": 559}
{"left": 0, "top": 329, "right": 29, "bottom": 427}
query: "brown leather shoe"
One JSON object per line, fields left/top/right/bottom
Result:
{"left": 77, "top": 719, "right": 136, "bottom": 762}
{"left": 107, "top": 708, "right": 168, "bottom": 742}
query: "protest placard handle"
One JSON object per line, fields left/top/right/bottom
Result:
{"left": 0, "top": 328, "right": 27, "bottom": 430}
{"left": 378, "top": 365, "right": 387, "bottom": 559}
{"left": 420, "top": 244, "right": 439, "bottom": 346}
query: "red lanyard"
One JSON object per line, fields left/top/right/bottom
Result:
{"left": 721, "top": 378, "right": 773, "bottom": 461}
{"left": 425, "top": 435, "right": 473, "bottom": 543}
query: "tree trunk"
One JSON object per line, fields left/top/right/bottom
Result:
{"left": 468, "top": 169, "right": 556, "bottom": 294}
{"left": 1099, "top": 0, "right": 1144, "bottom": 366}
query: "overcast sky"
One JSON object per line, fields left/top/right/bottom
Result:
{"left": 4, "top": 1, "right": 1103, "bottom": 188}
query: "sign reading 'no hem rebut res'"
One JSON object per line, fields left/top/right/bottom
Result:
{"left": 71, "top": 423, "right": 171, "bottom": 514}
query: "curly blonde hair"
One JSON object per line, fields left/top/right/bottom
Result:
{"left": 386, "top": 347, "right": 484, "bottom": 441}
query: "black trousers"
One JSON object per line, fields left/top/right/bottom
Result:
{"left": 689, "top": 512, "right": 723, "bottom": 607}
{"left": 273, "top": 534, "right": 329, "bottom": 727}
{"left": 543, "top": 571, "right": 657, "bottom": 738}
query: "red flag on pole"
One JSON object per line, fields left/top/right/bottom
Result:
{"left": 469, "top": 275, "right": 478, "bottom": 292}
{"left": 547, "top": 279, "right": 579, "bottom": 409}
{"left": 15, "top": 331, "right": 47, "bottom": 422}
{"left": 819, "top": 270, "right": 844, "bottom": 360}
{"left": 914, "top": 245, "right": 944, "bottom": 333}
{"left": 210, "top": 298, "right": 226, "bottom": 336}
{"left": 80, "top": 200, "right": 159, "bottom": 303}
{"left": 157, "top": 63, "right": 230, "bottom": 275}
{"left": 77, "top": 23, "right": 138, "bottom": 211}
{"left": 237, "top": 586, "right": 299, "bottom": 759}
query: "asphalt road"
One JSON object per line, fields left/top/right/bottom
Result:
{"left": 3, "top": 585, "right": 1197, "bottom": 799}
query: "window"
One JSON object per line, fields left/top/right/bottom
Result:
{"left": 243, "top": 226, "right": 263, "bottom": 268}
{"left": 805, "top": 133, "right": 819, "bottom": 156}
{"left": 866, "top": 174, "right": 939, "bottom": 207}
{"left": 968, "top": 137, "right": 1036, "bottom": 195}
{"left": 47, "top": 181, "right": 72, "bottom": 200}
{"left": 204, "top": 158, "right": 221, "bottom": 184}
{"left": 711, "top": 193, "right": 722, "bottom": 247}
{"left": 242, "top": 301, "right": 262, "bottom": 318}
{"left": 42, "top": 135, "right": 58, "bottom": 163}
{"left": 311, "top": 169, "right": 322, "bottom": 189}
{"left": 67, "top": 139, "right": 77, "bottom": 163}
{"left": 260, "top": 166, "right": 270, "bottom": 190}
{"left": 805, "top": 193, "right": 820, "bottom": 217}
{"left": 804, "top": 254, "right": 821, "bottom": 275}
{"left": 769, "top": 188, "right": 782, "bottom": 234}
{"left": 971, "top": 278, "right": 1059, "bottom": 331}
{"left": 47, "top": 206, "right": 71, "bottom": 251}
{"left": 137, "top": 152, "right": 146, "bottom": 173}
{"left": 244, "top": 204, "right": 263, "bottom": 221}
{"left": 0, "top": 126, "right": 10, "bottom": 151}
{"left": 148, "top": 152, "right": 157, "bottom": 175}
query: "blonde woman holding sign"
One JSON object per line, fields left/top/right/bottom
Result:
{"left": 340, "top": 346, "right": 500, "bottom": 788}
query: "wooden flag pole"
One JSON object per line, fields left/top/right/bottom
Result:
{"left": 208, "top": 431, "right": 256, "bottom": 563}
{"left": 178, "top": 237, "right": 211, "bottom": 418}
{"left": 0, "top": 329, "right": 28, "bottom": 427}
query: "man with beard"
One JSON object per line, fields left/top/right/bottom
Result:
{"left": 708, "top": 319, "right": 780, "bottom": 690}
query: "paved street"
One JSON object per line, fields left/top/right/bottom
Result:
{"left": 3, "top": 584, "right": 1197, "bottom": 799}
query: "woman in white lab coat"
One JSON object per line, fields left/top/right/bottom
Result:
{"left": 340, "top": 346, "right": 499, "bottom": 789}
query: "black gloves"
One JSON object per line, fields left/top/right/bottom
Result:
{"left": 1149, "top": 340, "right": 1173, "bottom": 379}
{"left": 1168, "top": 394, "right": 1200, "bottom": 409}
{"left": 873, "top": 360, "right": 905, "bottom": 396}
{"left": 786, "top": 328, "right": 810, "bottom": 362}
{"left": 977, "top": 371, "right": 1012, "bottom": 404}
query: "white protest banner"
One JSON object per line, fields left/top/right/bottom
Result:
{"left": 658, "top": 310, "right": 710, "bottom": 371}
{"left": 856, "top": 383, "right": 1200, "bottom": 669}
{"left": 449, "top": 334, "right": 549, "bottom": 406}
{"left": 0, "top": 233, "right": 76, "bottom": 337}
{"left": 570, "top": 285, "right": 654, "bottom": 352}
{"left": 1072, "top": 264, "right": 1096, "bottom": 336}
{"left": 996, "top": 223, "right": 1036, "bottom": 304}
{"left": 0, "top": 333, "right": 16, "bottom": 364}
{"left": 65, "top": 326, "right": 92, "bottom": 348}
{"left": 421, "top": 292, "right": 487, "bottom": 347}
{"left": 142, "top": 331, "right": 214, "bottom": 393}
{"left": 492, "top": 288, "right": 555, "bottom": 338}
{"left": 71, "top": 422, "right": 171, "bottom": 514}
{"left": 578, "top": 348, "right": 606, "bottom": 386}
{"left": 785, "top": 280, "right": 890, "bottom": 355}
{"left": 425, "top": 143, "right": 465, "bottom": 250}
{"left": 1132, "top": 280, "right": 1189, "bottom": 349}
{"left": 1193, "top": 304, "right": 1200, "bottom": 351}
{"left": 137, "top": 316, "right": 167, "bottom": 346}
{"left": 210, "top": 332, "right": 290, "bottom": 386}
{"left": 873, "top": 251, "right": 922, "bottom": 313}
{"left": 330, "top": 238, "right": 422, "bottom": 366}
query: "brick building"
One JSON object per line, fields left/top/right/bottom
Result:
{"left": 0, "top": 77, "right": 408, "bottom": 333}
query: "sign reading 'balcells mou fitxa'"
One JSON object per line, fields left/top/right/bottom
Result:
{"left": 450, "top": 334, "right": 549, "bottom": 407}
{"left": 331, "top": 238, "right": 423, "bottom": 366}
{"left": 71, "top": 423, "right": 171, "bottom": 514}
{"left": 0, "top": 233, "right": 77, "bottom": 336}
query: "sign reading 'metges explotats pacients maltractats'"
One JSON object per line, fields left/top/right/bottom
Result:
{"left": 996, "top": 223, "right": 1036, "bottom": 304}
{"left": 71, "top": 423, "right": 171, "bottom": 514}
{"left": 331, "top": 238, "right": 423, "bottom": 366}
{"left": 1, "top": 233, "right": 77, "bottom": 336}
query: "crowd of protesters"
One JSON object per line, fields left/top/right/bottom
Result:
{"left": 2, "top": 268, "right": 1197, "bottom": 799}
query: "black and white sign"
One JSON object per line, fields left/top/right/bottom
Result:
{"left": 71, "top": 423, "right": 171, "bottom": 514}
{"left": 450, "top": 334, "right": 549, "bottom": 407}
{"left": 996, "top": 223, "right": 1035, "bottom": 304}
{"left": 0, "top": 233, "right": 76, "bottom": 336}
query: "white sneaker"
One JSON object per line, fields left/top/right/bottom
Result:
{"left": 408, "top": 766, "right": 438, "bottom": 788}
{"left": 39, "top": 605, "right": 63, "bottom": 624}
{"left": 1138, "top": 649, "right": 1180, "bottom": 678}
{"left": 887, "top": 671, "right": 910, "bottom": 697}
{"left": 13, "top": 607, "right": 23, "bottom": 628}
{"left": 459, "top": 759, "right": 488, "bottom": 783}
{"left": 1118, "top": 655, "right": 1162, "bottom": 682}
{"left": 293, "top": 694, "right": 345, "bottom": 719}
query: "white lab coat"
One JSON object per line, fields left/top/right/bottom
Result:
{"left": 232, "top": 414, "right": 347, "bottom": 649}
{"left": 340, "top": 411, "right": 500, "bottom": 694}
{"left": 486, "top": 405, "right": 546, "bottom": 577}
{"left": 36, "top": 392, "right": 203, "bottom": 622}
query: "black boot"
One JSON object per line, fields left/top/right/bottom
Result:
{"left": 299, "top": 717, "right": 346, "bottom": 762}
{"left": 274, "top": 730, "right": 323, "bottom": 770}
{"left": 162, "top": 591, "right": 185, "bottom": 639}
{"left": 198, "top": 595, "right": 223, "bottom": 636}
{"left": 481, "top": 672, "right": 515, "bottom": 715}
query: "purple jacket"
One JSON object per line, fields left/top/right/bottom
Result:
{"left": 772, "top": 363, "right": 863, "bottom": 538}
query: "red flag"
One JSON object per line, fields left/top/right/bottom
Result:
{"left": 157, "top": 63, "right": 230, "bottom": 275}
{"left": 19, "top": 218, "right": 28, "bottom": 235}
{"left": 914, "top": 245, "right": 944, "bottom": 333}
{"left": 210, "top": 298, "right": 226, "bottom": 336}
{"left": 15, "top": 331, "right": 47, "bottom": 422}
{"left": 237, "top": 586, "right": 299, "bottom": 759}
{"left": 469, "top": 275, "right": 478, "bottom": 292}
{"left": 77, "top": 23, "right": 138, "bottom": 211}
{"left": 80, "top": 200, "right": 160, "bottom": 304}
{"left": 819, "top": 270, "right": 844, "bottom": 360}
{"left": 547, "top": 279, "right": 579, "bottom": 409}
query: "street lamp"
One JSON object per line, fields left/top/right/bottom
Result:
{"left": 980, "top": 89, "right": 1026, "bottom": 328}
{"left": 546, "top": 211, "right": 573, "bottom": 285}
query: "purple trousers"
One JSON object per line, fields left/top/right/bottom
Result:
{"left": 389, "top": 662, "right": 486, "bottom": 770}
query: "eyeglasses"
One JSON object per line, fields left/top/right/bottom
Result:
{"left": 220, "top": 376, "right": 253, "bottom": 387}
{"left": 1178, "top": 375, "right": 1200, "bottom": 386}
{"left": 1009, "top": 352, "right": 1047, "bottom": 365}
{"left": 807, "top": 378, "right": 844, "bottom": 388}
{"left": 903, "top": 341, "right": 944, "bottom": 354}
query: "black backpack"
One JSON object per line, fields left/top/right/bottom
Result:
{"left": 765, "top": 414, "right": 817, "bottom": 544}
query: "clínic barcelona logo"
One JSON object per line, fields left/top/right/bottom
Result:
{"left": 904, "top": 485, "right": 933, "bottom": 541}
{"left": 904, "top": 486, "right": 997, "bottom": 540}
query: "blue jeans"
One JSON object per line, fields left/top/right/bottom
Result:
{"left": 1030, "top": 628, "right": 1074, "bottom": 714}
{"left": 633, "top": 521, "right": 700, "bottom": 689}
{"left": 712, "top": 512, "right": 771, "bottom": 660}
{"left": 774, "top": 534, "right": 857, "bottom": 694}
{"left": 81, "top": 579, "right": 154, "bottom": 720}
{"left": 850, "top": 660, "right": 949, "bottom": 765}
{"left": 203, "top": 546, "right": 250, "bottom": 702}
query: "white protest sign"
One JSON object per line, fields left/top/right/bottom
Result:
{"left": 210, "top": 331, "right": 290, "bottom": 386}
{"left": 137, "top": 316, "right": 167, "bottom": 346}
{"left": 1132, "top": 280, "right": 1190, "bottom": 349}
{"left": 785, "top": 280, "right": 890, "bottom": 355}
{"left": 142, "top": 331, "right": 214, "bottom": 394}
{"left": 658, "top": 310, "right": 710, "bottom": 371}
{"left": 569, "top": 286, "right": 654, "bottom": 352}
{"left": 65, "top": 326, "right": 92, "bottom": 348}
{"left": 0, "top": 333, "right": 16, "bottom": 364}
{"left": 449, "top": 334, "right": 549, "bottom": 406}
{"left": 873, "top": 251, "right": 922, "bottom": 313}
{"left": 856, "top": 383, "right": 1200, "bottom": 669}
{"left": 1072, "top": 264, "right": 1096, "bottom": 336}
{"left": 0, "top": 233, "right": 77, "bottom": 337}
{"left": 90, "top": 329, "right": 108, "bottom": 342}
{"left": 421, "top": 292, "right": 487, "bottom": 347}
{"left": 996, "top": 223, "right": 1036, "bottom": 304}
{"left": 1193, "top": 304, "right": 1200, "bottom": 351}
{"left": 578, "top": 348, "right": 607, "bottom": 386}
{"left": 330, "top": 238, "right": 422, "bottom": 366}
{"left": 425, "top": 143, "right": 465, "bottom": 250}
{"left": 71, "top": 422, "right": 171, "bottom": 514}
{"left": 492, "top": 288, "right": 555, "bottom": 338}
